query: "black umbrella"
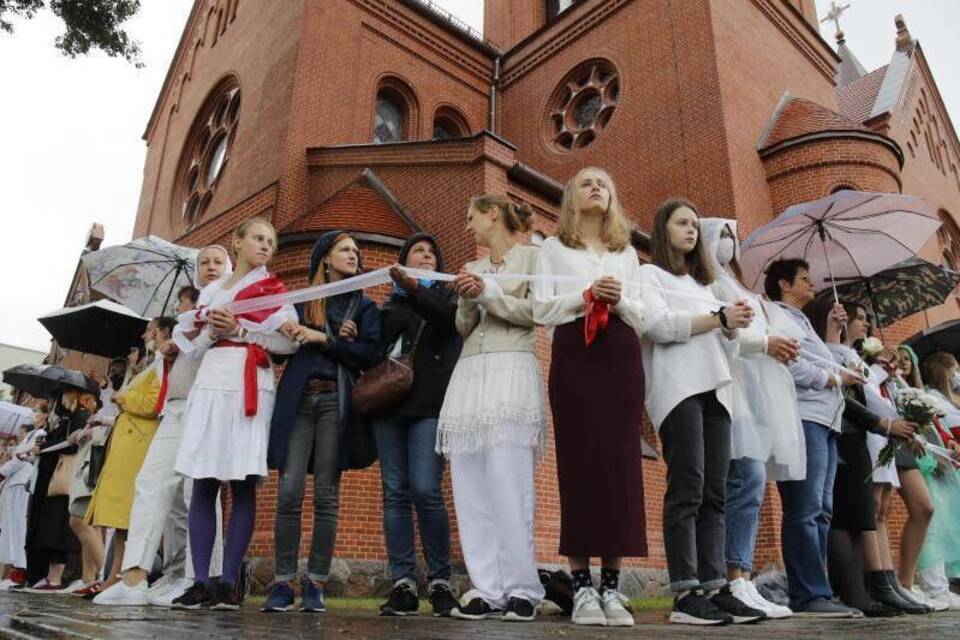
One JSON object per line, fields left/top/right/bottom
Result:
{"left": 38, "top": 299, "right": 148, "bottom": 358}
{"left": 903, "top": 319, "right": 960, "bottom": 361}
{"left": 817, "top": 257, "right": 958, "bottom": 333}
{"left": 2, "top": 364, "right": 100, "bottom": 399}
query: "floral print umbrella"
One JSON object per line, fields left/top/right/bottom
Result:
{"left": 81, "top": 236, "right": 198, "bottom": 317}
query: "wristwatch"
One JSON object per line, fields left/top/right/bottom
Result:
{"left": 712, "top": 307, "right": 729, "bottom": 329}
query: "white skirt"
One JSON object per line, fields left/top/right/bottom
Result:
{"left": 437, "top": 351, "right": 546, "bottom": 456}
{"left": 0, "top": 484, "right": 29, "bottom": 567}
{"left": 174, "top": 348, "right": 275, "bottom": 481}
{"left": 866, "top": 432, "right": 900, "bottom": 487}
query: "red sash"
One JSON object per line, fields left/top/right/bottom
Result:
{"left": 208, "top": 274, "right": 287, "bottom": 417}
{"left": 932, "top": 416, "right": 955, "bottom": 444}
{"left": 154, "top": 359, "right": 171, "bottom": 415}
{"left": 582, "top": 289, "right": 610, "bottom": 346}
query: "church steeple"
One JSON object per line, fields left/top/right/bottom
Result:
{"left": 835, "top": 30, "right": 867, "bottom": 87}
{"left": 894, "top": 14, "right": 916, "bottom": 53}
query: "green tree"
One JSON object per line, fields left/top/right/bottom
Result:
{"left": 1, "top": 0, "right": 143, "bottom": 67}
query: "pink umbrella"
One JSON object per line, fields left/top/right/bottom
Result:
{"left": 739, "top": 191, "right": 941, "bottom": 300}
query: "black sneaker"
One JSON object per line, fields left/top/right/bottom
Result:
{"left": 669, "top": 590, "right": 733, "bottom": 626}
{"left": 451, "top": 597, "right": 504, "bottom": 620}
{"left": 210, "top": 581, "right": 240, "bottom": 611}
{"left": 428, "top": 583, "right": 458, "bottom": 617}
{"left": 379, "top": 582, "right": 419, "bottom": 616}
{"left": 170, "top": 582, "right": 214, "bottom": 610}
{"left": 710, "top": 585, "right": 766, "bottom": 624}
{"left": 503, "top": 596, "right": 536, "bottom": 622}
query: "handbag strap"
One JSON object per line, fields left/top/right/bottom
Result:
{"left": 407, "top": 319, "right": 426, "bottom": 356}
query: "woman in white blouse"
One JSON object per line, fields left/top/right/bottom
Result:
{"left": 533, "top": 167, "right": 645, "bottom": 628}
{"left": 639, "top": 199, "right": 761, "bottom": 626}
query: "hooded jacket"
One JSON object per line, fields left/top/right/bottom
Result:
{"left": 268, "top": 230, "right": 382, "bottom": 471}
{"left": 377, "top": 232, "right": 461, "bottom": 418}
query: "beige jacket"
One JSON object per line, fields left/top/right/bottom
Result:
{"left": 456, "top": 244, "right": 538, "bottom": 357}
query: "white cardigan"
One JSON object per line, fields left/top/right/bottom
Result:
{"left": 638, "top": 264, "right": 733, "bottom": 431}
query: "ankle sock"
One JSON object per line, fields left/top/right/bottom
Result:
{"left": 571, "top": 569, "right": 593, "bottom": 592}
{"left": 599, "top": 567, "right": 620, "bottom": 594}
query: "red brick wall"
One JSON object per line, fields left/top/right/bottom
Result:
{"left": 483, "top": 0, "right": 545, "bottom": 50}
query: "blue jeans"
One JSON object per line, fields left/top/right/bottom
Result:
{"left": 725, "top": 458, "right": 766, "bottom": 573}
{"left": 372, "top": 416, "right": 451, "bottom": 582}
{"left": 777, "top": 421, "right": 837, "bottom": 609}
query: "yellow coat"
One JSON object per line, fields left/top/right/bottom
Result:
{"left": 84, "top": 365, "right": 161, "bottom": 529}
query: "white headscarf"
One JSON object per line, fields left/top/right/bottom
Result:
{"left": 700, "top": 217, "right": 744, "bottom": 300}
{"left": 193, "top": 244, "right": 234, "bottom": 288}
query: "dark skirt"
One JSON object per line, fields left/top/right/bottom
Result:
{"left": 26, "top": 454, "right": 81, "bottom": 555}
{"left": 895, "top": 445, "right": 919, "bottom": 470}
{"left": 549, "top": 316, "right": 647, "bottom": 557}
{"left": 832, "top": 432, "right": 876, "bottom": 532}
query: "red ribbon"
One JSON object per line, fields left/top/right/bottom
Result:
{"left": 213, "top": 340, "right": 270, "bottom": 416}
{"left": 206, "top": 274, "right": 288, "bottom": 418}
{"left": 583, "top": 289, "right": 610, "bottom": 347}
{"left": 154, "top": 359, "right": 171, "bottom": 415}
{"left": 932, "top": 416, "right": 956, "bottom": 444}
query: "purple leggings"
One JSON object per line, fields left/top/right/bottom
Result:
{"left": 189, "top": 477, "right": 257, "bottom": 586}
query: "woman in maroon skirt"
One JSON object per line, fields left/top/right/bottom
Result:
{"left": 533, "top": 166, "right": 646, "bottom": 627}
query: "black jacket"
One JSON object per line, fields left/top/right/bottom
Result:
{"left": 841, "top": 383, "right": 886, "bottom": 436}
{"left": 377, "top": 233, "right": 461, "bottom": 418}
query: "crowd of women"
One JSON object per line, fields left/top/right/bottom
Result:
{"left": 2, "top": 166, "right": 960, "bottom": 627}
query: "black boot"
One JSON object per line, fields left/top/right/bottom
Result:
{"left": 884, "top": 570, "right": 931, "bottom": 614}
{"left": 865, "top": 571, "right": 920, "bottom": 613}
{"left": 858, "top": 597, "right": 903, "bottom": 618}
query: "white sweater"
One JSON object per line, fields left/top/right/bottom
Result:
{"left": 638, "top": 264, "right": 733, "bottom": 430}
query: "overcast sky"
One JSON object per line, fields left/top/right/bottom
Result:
{"left": 0, "top": 0, "right": 956, "bottom": 353}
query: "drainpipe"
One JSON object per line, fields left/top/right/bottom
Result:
{"left": 488, "top": 55, "right": 501, "bottom": 133}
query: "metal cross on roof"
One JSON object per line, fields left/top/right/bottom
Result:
{"left": 820, "top": 1, "right": 851, "bottom": 35}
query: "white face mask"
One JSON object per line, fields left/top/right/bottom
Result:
{"left": 952, "top": 371, "right": 960, "bottom": 392}
{"left": 716, "top": 236, "right": 735, "bottom": 266}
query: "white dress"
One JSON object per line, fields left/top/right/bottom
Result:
{"left": 174, "top": 266, "right": 297, "bottom": 481}
{"left": 863, "top": 364, "right": 901, "bottom": 487}
{"left": 0, "top": 452, "right": 34, "bottom": 567}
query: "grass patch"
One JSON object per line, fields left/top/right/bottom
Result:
{"left": 628, "top": 596, "right": 673, "bottom": 611}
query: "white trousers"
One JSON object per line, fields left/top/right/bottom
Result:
{"left": 122, "top": 400, "right": 223, "bottom": 578}
{"left": 0, "top": 485, "right": 29, "bottom": 568}
{"left": 451, "top": 444, "right": 544, "bottom": 608}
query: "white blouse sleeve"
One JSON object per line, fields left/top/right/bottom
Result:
{"left": 639, "top": 266, "right": 692, "bottom": 344}
{"left": 533, "top": 240, "right": 586, "bottom": 326}
{"left": 611, "top": 250, "right": 645, "bottom": 337}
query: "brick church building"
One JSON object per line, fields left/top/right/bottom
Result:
{"left": 54, "top": 0, "right": 960, "bottom": 593}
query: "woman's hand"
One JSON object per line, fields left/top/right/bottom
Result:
{"left": 126, "top": 347, "right": 140, "bottom": 370}
{"left": 724, "top": 300, "right": 754, "bottom": 329}
{"left": 766, "top": 336, "right": 800, "bottom": 363}
{"left": 208, "top": 308, "right": 239, "bottom": 338}
{"left": 887, "top": 419, "right": 918, "bottom": 440}
{"left": 829, "top": 303, "right": 848, "bottom": 330}
{"left": 389, "top": 265, "right": 419, "bottom": 293}
{"left": 289, "top": 324, "right": 329, "bottom": 346}
{"left": 590, "top": 276, "right": 621, "bottom": 305}
{"left": 339, "top": 320, "right": 358, "bottom": 341}
{"left": 454, "top": 269, "right": 484, "bottom": 299}
{"left": 947, "top": 439, "right": 960, "bottom": 463}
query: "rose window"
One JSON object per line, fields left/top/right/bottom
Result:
{"left": 548, "top": 60, "right": 619, "bottom": 151}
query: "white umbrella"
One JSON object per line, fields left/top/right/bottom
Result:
{"left": 0, "top": 401, "right": 34, "bottom": 436}
{"left": 739, "top": 191, "right": 941, "bottom": 300}
{"left": 82, "top": 236, "right": 198, "bottom": 317}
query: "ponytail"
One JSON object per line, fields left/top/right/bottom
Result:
{"left": 469, "top": 194, "right": 534, "bottom": 234}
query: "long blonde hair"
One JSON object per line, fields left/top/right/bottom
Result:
{"left": 304, "top": 232, "right": 353, "bottom": 327}
{"left": 922, "top": 351, "right": 960, "bottom": 405}
{"left": 557, "top": 166, "right": 631, "bottom": 252}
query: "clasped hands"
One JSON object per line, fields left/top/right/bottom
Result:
{"left": 279, "top": 319, "right": 358, "bottom": 345}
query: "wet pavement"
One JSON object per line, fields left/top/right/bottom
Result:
{"left": 1, "top": 592, "right": 959, "bottom": 639}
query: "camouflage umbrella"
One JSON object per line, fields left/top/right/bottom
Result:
{"left": 817, "top": 257, "right": 958, "bottom": 330}
{"left": 904, "top": 318, "right": 960, "bottom": 361}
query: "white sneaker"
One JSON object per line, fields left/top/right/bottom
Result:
{"left": 149, "top": 577, "right": 193, "bottom": 607}
{"left": 910, "top": 586, "right": 948, "bottom": 611}
{"left": 920, "top": 588, "right": 952, "bottom": 611}
{"left": 948, "top": 591, "right": 960, "bottom": 611}
{"left": 571, "top": 587, "right": 606, "bottom": 626}
{"left": 146, "top": 574, "right": 175, "bottom": 600}
{"left": 92, "top": 581, "right": 149, "bottom": 606}
{"left": 742, "top": 578, "right": 792, "bottom": 619}
{"left": 56, "top": 580, "right": 87, "bottom": 595}
{"left": 0, "top": 579, "right": 20, "bottom": 591}
{"left": 599, "top": 589, "right": 635, "bottom": 627}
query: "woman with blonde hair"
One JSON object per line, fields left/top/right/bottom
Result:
{"left": 172, "top": 217, "right": 298, "bottom": 610}
{"left": 440, "top": 194, "right": 545, "bottom": 622}
{"left": 914, "top": 352, "right": 960, "bottom": 608}
{"left": 534, "top": 167, "right": 645, "bottom": 627}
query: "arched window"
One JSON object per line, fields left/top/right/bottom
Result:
{"left": 373, "top": 77, "right": 418, "bottom": 144}
{"left": 174, "top": 76, "right": 241, "bottom": 230}
{"left": 432, "top": 106, "right": 469, "bottom": 140}
{"left": 374, "top": 90, "right": 405, "bottom": 143}
{"left": 938, "top": 210, "right": 960, "bottom": 272}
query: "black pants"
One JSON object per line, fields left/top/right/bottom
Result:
{"left": 659, "top": 391, "right": 731, "bottom": 592}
